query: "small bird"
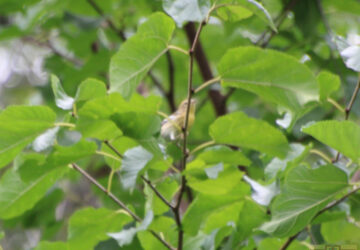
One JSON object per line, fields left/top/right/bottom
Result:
{"left": 160, "top": 99, "right": 196, "bottom": 141}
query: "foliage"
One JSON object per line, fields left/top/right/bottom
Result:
{"left": 0, "top": 0, "right": 360, "bottom": 249}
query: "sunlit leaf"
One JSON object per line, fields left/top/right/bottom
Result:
{"left": 210, "top": 112, "right": 289, "bottom": 158}
{"left": 218, "top": 46, "right": 318, "bottom": 113}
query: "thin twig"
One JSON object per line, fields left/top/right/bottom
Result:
{"left": 141, "top": 176, "right": 174, "bottom": 209}
{"left": 333, "top": 75, "right": 360, "bottom": 162}
{"left": 104, "top": 140, "right": 123, "bottom": 158}
{"left": 317, "top": 186, "right": 360, "bottom": 216}
{"left": 71, "top": 163, "right": 175, "bottom": 250}
{"left": 174, "top": 20, "right": 207, "bottom": 250}
{"left": 71, "top": 163, "right": 140, "bottom": 220}
{"left": 280, "top": 231, "right": 301, "bottom": 250}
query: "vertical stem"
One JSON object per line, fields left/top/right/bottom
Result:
{"left": 174, "top": 21, "right": 206, "bottom": 250}
{"left": 166, "top": 51, "right": 176, "bottom": 112}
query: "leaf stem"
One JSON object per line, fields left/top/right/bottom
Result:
{"left": 107, "top": 169, "right": 115, "bottom": 193}
{"left": 168, "top": 45, "right": 189, "bottom": 55}
{"left": 54, "top": 122, "right": 75, "bottom": 128}
{"left": 189, "top": 140, "right": 216, "bottom": 155}
{"left": 70, "top": 163, "right": 175, "bottom": 250}
{"left": 194, "top": 77, "right": 221, "bottom": 93}
{"left": 95, "top": 150, "right": 121, "bottom": 162}
{"left": 327, "top": 97, "right": 345, "bottom": 113}
{"left": 309, "top": 149, "right": 332, "bottom": 163}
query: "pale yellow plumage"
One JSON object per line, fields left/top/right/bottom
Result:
{"left": 160, "top": 99, "right": 196, "bottom": 140}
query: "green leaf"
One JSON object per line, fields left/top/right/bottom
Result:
{"left": 120, "top": 146, "right": 153, "bottom": 189}
{"left": 78, "top": 93, "right": 161, "bottom": 119}
{"left": 215, "top": 5, "right": 253, "bottom": 22}
{"left": 317, "top": 71, "right": 341, "bottom": 101}
{"left": 111, "top": 112, "right": 161, "bottom": 139}
{"left": 209, "top": 112, "right": 289, "bottom": 158}
{"left": 35, "top": 241, "right": 69, "bottom": 250}
{"left": 302, "top": 120, "right": 360, "bottom": 162}
{"left": 234, "top": 198, "right": 268, "bottom": 242}
{"left": 109, "top": 13, "right": 175, "bottom": 99}
{"left": 51, "top": 74, "right": 74, "bottom": 110}
{"left": 260, "top": 164, "right": 348, "bottom": 237}
{"left": 108, "top": 211, "right": 153, "bottom": 247}
{"left": 0, "top": 154, "right": 67, "bottom": 219}
{"left": 187, "top": 166, "right": 244, "bottom": 195}
{"left": 138, "top": 216, "right": 177, "bottom": 250}
{"left": 197, "top": 145, "right": 251, "bottom": 166}
{"left": 47, "top": 139, "right": 97, "bottom": 167}
{"left": 75, "top": 78, "right": 107, "bottom": 102}
{"left": 183, "top": 183, "right": 250, "bottom": 235}
{"left": 321, "top": 219, "right": 360, "bottom": 245}
{"left": 68, "top": 207, "right": 132, "bottom": 249}
{"left": 0, "top": 105, "right": 56, "bottom": 168}
{"left": 76, "top": 118, "right": 122, "bottom": 141}
{"left": 218, "top": 46, "right": 318, "bottom": 113}
{"left": 258, "top": 238, "right": 307, "bottom": 250}
{"left": 163, "top": 0, "right": 211, "bottom": 27}
{"left": 215, "top": 0, "right": 276, "bottom": 31}
{"left": 236, "top": 0, "right": 276, "bottom": 31}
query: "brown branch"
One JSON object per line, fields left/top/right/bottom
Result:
{"left": 184, "top": 22, "right": 227, "bottom": 116}
{"left": 104, "top": 140, "right": 123, "bottom": 158}
{"left": 141, "top": 176, "right": 174, "bottom": 209}
{"left": 280, "top": 231, "right": 301, "bottom": 250}
{"left": 71, "top": 163, "right": 175, "bottom": 250}
{"left": 333, "top": 75, "right": 360, "bottom": 162}
{"left": 281, "top": 186, "right": 360, "bottom": 250}
{"left": 72, "top": 163, "right": 140, "bottom": 220}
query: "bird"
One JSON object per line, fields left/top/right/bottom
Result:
{"left": 160, "top": 99, "right": 196, "bottom": 141}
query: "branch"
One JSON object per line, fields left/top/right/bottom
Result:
{"left": 184, "top": 22, "right": 227, "bottom": 116}
{"left": 281, "top": 185, "right": 360, "bottom": 250}
{"left": 104, "top": 140, "right": 123, "bottom": 158}
{"left": 279, "top": 231, "right": 301, "bottom": 250}
{"left": 71, "top": 163, "right": 175, "bottom": 250}
{"left": 141, "top": 176, "right": 174, "bottom": 209}
{"left": 333, "top": 75, "right": 360, "bottom": 162}
{"left": 71, "top": 163, "right": 140, "bottom": 220}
